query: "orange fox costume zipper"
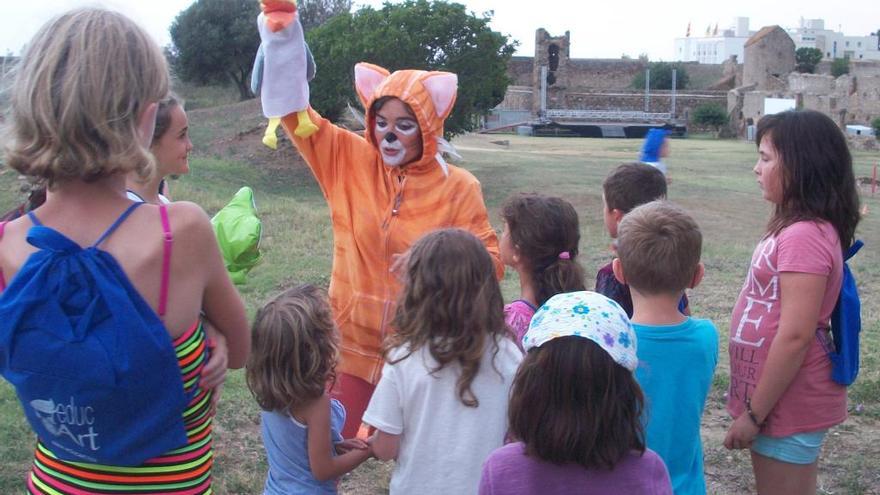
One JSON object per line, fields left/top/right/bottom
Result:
{"left": 378, "top": 173, "right": 407, "bottom": 363}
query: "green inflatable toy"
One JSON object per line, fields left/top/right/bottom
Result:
{"left": 211, "top": 186, "right": 263, "bottom": 284}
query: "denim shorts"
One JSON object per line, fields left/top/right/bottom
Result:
{"left": 751, "top": 430, "right": 828, "bottom": 464}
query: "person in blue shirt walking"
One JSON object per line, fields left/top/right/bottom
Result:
{"left": 640, "top": 128, "right": 672, "bottom": 179}
{"left": 611, "top": 200, "right": 718, "bottom": 495}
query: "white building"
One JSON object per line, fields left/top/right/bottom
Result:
{"left": 674, "top": 17, "right": 754, "bottom": 64}
{"left": 788, "top": 18, "right": 880, "bottom": 60}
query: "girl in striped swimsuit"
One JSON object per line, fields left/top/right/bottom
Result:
{"left": 0, "top": 8, "right": 250, "bottom": 494}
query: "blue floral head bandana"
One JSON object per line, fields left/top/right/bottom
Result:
{"left": 523, "top": 291, "right": 638, "bottom": 371}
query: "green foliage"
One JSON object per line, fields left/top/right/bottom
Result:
{"left": 832, "top": 57, "right": 851, "bottom": 78}
{"left": 169, "top": 0, "right": 260, "bottom": 101}
{"left": 692, "top": 103, "right": 728, "bottom": 130}
{"left": 795, "top": 47, "right": 823, "bottom": 73}
{"left": 872, "top": 117, "right": 880, "bottom": 140}
{"left": 631, "top": 62, "right": 689, "bottom": 90}
{"left": 305, "top": 0, "right": 516, "bottom": 137}
{"left": 298, "top": 0, "right": 352, "bottom": 30}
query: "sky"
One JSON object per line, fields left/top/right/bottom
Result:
{"left": 1, "top": 0, "right": 877, "bottom": 61}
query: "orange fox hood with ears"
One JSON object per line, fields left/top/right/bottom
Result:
{"left": 354, "top": 62, "right": 458, "bottom": 172}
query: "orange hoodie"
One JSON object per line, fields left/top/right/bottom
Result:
{"left": 281, "top": 63, "right": 502, "bottom": 384}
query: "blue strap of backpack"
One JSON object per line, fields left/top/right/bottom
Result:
{"left": 845, "top": 240, "right": 863, "bottom": 261}
{"left": 92, "top": 203, "right": 143, "bottom": 248}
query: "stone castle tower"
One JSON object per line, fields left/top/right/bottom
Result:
{"left": 532, "top": 29, "right": 571, "bottom": 114}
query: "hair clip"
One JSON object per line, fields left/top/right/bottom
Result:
{"left": 558, "top": 251, "right": 571, "bottom": 260}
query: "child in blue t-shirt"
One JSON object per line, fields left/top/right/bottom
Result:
{"left": 612, "top": 200, "right": 718, "bottom": 495}
{"left": 246, "top": 285, "right": 372, "bottom": 494}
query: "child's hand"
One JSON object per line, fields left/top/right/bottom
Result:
{"left": 723, "top": 412, "right": 760, "bottom": 450}
{"left": 335, "top": 438, "right": 370, "bottom": 455}
{"left": 201, "top": 324, "right": 228, "bottom": 391}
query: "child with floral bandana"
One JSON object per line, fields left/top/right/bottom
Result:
{"left": 480, "top": 291, "right": 672, "bottom": 495}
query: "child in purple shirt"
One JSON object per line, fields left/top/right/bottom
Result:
{"left": 480, "top": 291, "right": 672, "bottom": 495}
{"left": 500, "top": 194, "right": 586, "bottom": 350}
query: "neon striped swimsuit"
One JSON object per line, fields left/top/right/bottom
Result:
{"left": 27, "top": 321, "right": 215, "bottom": 494}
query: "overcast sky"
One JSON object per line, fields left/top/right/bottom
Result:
{"left": 1, "top": 0, "right": 877, "bottom": 61}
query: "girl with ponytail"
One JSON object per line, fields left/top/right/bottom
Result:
{"left": 499, "top": 193, "right": 586, "bottom": 351}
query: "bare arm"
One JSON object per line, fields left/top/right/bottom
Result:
{"left": 369, "top": 429, "right": 400, "bottom": 461}
{"left": 724, "top": 272, "right": 827, "bottom": 449}
{"left": 188, "top": 205, "right": 250, "bottom": 369}
{"left": 304, "top": 394, "right": 372, "bottom": 481}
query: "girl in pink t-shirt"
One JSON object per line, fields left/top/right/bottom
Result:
{"left": 499, "top": 194, "right": 586, "bottom": 350}
{"left": 724, "top": 110, "right": 860, "bottom": 494}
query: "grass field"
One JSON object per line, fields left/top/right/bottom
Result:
{"left": 0, "top": 103, "right": 878, "bottom": 493}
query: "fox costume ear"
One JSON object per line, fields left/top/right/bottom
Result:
{"left": 422, "top": 72, "right": 458, "bottom": 120}
{"left": 354, "top": 63, "right": 391, "bottom": 109}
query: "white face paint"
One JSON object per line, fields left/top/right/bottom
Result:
{"left": 374, "top": 98, "right": 422, "bottom": 167}
{"left": 379, "top": 133, "right": 407, "bottom": 166}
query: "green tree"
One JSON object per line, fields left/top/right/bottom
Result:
{"left": 169, "top": 0, "right": 260, "bottom": 100}
{"left": 872, "top": 117, "right": 880, "bottom": 140}
{"left": 631, "top": 62, "right": 689, "bottom": 90}
{"left": 305, "top": 0, "right": 516, "bottom": 136}
{"left": 831, "top": 57, "right": 850, "bottom": 78}
{"left": 692, "top": 103, "right": 728, "bottom": 133}
{"left": 795, "top": 47, "right": 823, "bottom": 73}
{"left": 299, "top": 0, "right": 352, "bottom": 30}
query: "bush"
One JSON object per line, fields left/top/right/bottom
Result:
{"left": 306, "top": 0, "right": 515, "bottom": 137}
{"left": 872, "top": 117, "right": 880, "bottom": 140}
{"left": 831, "top": 57, "right": 850, "bottom": 78}
{"left": 795, "top": 47, "right": 823, "bottom": 74}
{"left": 692, "top": 103, "right": 728, "bottom": 133}
{"left": 632, "top": 62, "right": 689, "bottom": 90}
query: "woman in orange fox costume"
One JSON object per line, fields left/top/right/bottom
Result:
{"left": 255, "top": 2, "right": 502, "bottom": 437}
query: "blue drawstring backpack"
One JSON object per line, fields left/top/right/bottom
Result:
{"left": 828, "top": 240, "right": 863, "bottom": 386}
{"left": 0, "top": 203, "right": 192, "bottom": 465}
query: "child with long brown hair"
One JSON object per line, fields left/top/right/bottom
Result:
{"left": 724, "top": 110, "right": 861, "bottom": 494}
{"left": 480, "top": 291, "right": 672, "bottom": 495}
{"left": 500, "top": 193, "right": 586, "bottom": 349}
{"left": 247, "top": 285, "right": 371, "bottom": 494}
{"left": 363, "top": 228, "right": 522, "bottom": 494}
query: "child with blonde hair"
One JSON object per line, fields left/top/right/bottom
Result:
{"left": 247, "top": 285, "right": 372, "bottom": 494}
{"left": 0, "top": 8, "right": 249, "bottom": 493}
{"left": 499, "top": 193, "right": 586, "bottom": 349}
{"left": 364, "top": 228, "right": 522, "bottom": 494}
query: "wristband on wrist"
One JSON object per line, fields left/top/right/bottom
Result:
{"left": 745, "top": 397, "right": 765, "bottom": 428}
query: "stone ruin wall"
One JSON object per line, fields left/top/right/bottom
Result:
{"left": 496, "top": 29, "right": 730, "bottom": 118}
{"left": 496, "top": 84, "right": 727, "bottom": 121}
{"left": 728, "top": 26, "right": 880, "bottom": 137}
{"left": 731, "top": 70, "right": 880, "bottom": 132}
